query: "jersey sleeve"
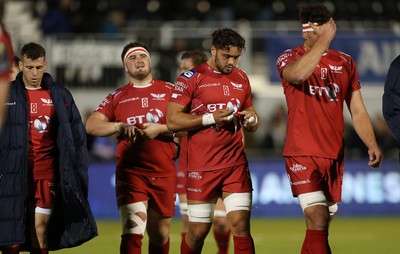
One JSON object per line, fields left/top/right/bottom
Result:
{"left": 169, "top": 70, "right": 196, "bottom": 109}
{"left": 95, "top": 90, "right": 118, "bottom": 121}
{"left": 276, "top": 49, "right": 300, "bottom": 78}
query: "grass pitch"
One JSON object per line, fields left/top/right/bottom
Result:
{"left": 54, "top": 216, "right": 400, "bottom": 253}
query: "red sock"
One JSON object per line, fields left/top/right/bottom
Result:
{"left": 120, "top": 233, "right": 143, "bottom": 254}
{"left": 301, "top": 232, "right": 309, "bottom": 254}
{"left": 306, "top": 230, "right": 332, "bottom": 254}
{"left": 30, "top": 248, "right": 48, "bottom": 254}
{"left": 233, "top": 235, "right": 255, "bottom": 254}
{"left": 181, "top": 232, "right": 187, "bottom": 242}
{"left": 180, "top": 237, "right": 202, "bottom": 254}
{"left": 213, "top": 228, "right": 230, "bottom": 254}
{"left": 2, "top": 245, "right": 21, "bottom": 254}
{"left": 149, "top": 238, "right": 170, "bottom": 254}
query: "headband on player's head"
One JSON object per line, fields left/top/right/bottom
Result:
{"left": 302, "top": 22, "right": 319, "bottom": 32}
{"left": 124, "top": 47, "right": 150, "bottom": 62}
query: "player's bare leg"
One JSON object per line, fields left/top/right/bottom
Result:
{"left": 29, "top": 209, "right": 51, "bottom": 254}
{"left": 146, "top": 208, "right": 171, "bottom": 254}
{"left": 302, "top": 205, "right": 332, "bottom": 254}
{"left": 119, "top": 202, "right": 148, "bottom": 254}
{"left": 179, "top": 193, "right": 189, "bottom": 240}
{"left": 213, "top": 198, "right": 230, "bottom": 254}
{"left": 226, "top": 210, "right": 255, "bottom": 253}
{"left": 181, "top": 200, "right": 215, "bottom": 253}
{"left": 183, "top": 221, "right": 212, "bottom": 252}
{"left": 222, "top": 192, "right": 255, "bottom": 254}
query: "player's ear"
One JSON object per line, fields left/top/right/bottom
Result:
{"left": 211, "top": 46, "right": 217, "bottom": 57}
{"left": 302, "top": 31, "right": 308, "bottom": 40}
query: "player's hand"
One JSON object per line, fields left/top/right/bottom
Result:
{"left": 141, "top": 123, "right": 162, "bottom": 140}
{"left": 238, "top": 110, "right": 259, "bottom": 132}
{"left": 213, "top": 108, "right": 235, "bottom": 125}
{"left": 119, "top": 124, "right": 143, "bottom": 143}
{"left": 238, "top": 110, "right": 259, "bottom": 130}
{"left": 311, "top": 18, "right": 336, "bottom": 48}
{"left": 367, "top": 147, "right": 383, "bottom": 168}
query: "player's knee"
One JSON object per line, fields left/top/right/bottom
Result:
{"left": 298, "top": 191, "right": 328, "bottom": 212}
{"left": 213, "top": 216, "right": 229, "bottom": 233}
{"left": 223, "top": 193, "right": 252, "bottom": 214}
{"left": 119, "top": 202, "right": 147, "bottom": 235}
{"left": 188, "top": 203, "right": 215, "bottom": 223}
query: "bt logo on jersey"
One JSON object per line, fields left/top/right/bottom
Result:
{"left": 34, "top": 115, "right": 51, "bottom": 133}
{"left": 146, "top": 108, "right": 164, "bottom": 123}
{"left": 126, "top": 108, "right": 164, "bottom": 125}
{"left": 206, "top": 98, "right": 241, "bottom": 113}
{"left": 226, "top": 98, "right": 241, "bottom": 114}
{"left": 308, "top": 82, "right": 340, "bottom": 101}
{"left": 126, "top": 115, "right": 146, "bottom": 125}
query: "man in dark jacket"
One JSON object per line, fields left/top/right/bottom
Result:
{"left": 383, "top": 55, "right": 400, "bottom": 159}
{"left": 0, "top": 42, "right": 97, "bottom": 253}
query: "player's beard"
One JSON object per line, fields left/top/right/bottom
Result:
{"left": 215, "top": 57, "right": 234, "bottom": 75}
{"left": 132, "top": 67, "right": 151, "bottom": 80}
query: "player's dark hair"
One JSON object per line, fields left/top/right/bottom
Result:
{"left": 211, "top": 28, "right": 246, "bottom": 52}
{"left": 21, "top": 42, "right": 46, "bottom": 60}
{"left": 181, "top": 50, "right": 208, "bottom": 67}
{"left": 14, "top": 55, "right": 20, "bottom": 67}
{"left": 299, "top": 2, "right": 332, "bottom": 25}
{"left": 121, "top": 41, "right": 150, "bottom": 63}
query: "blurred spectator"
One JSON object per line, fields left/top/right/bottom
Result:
{"left": 83, "top": 108, "right": 117, "bottom": 161}
{"left": 345, "top": 114, "right": 399, "bottom": 159}
{"left": 157, "top": 38, "right": 189, "bottom": 82}
{"left": 100, "top": 9, "right": 126, "bottom": 39}
{"left": 41, "top": 0, "right": 72, "bottom": 36}
{"left": 344, "top": 122, "right": 368, "bottom": 158}
{"left": 205, "top": 0, "right": 235, "bottom": 21}
{"left": 372, "top": 114, "right": 398, "bottom": 157}
{"left": 263, "top": 104, "right": 287, "bottom": 153}
{"left": 234, "top": 0, "right": 274, "bottom": 20}
{"left": 83, "top": 109, "right": 95, "bottom": 155}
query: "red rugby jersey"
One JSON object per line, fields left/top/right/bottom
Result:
{"left": 177, "top": 135, "right": 188, "bottom": 173}
{"left": 170, "top": 63, "right": 253, "bottom": 171}
{"left": 26, "top": 88, "right": 56, "bottom": 179}
{"left": 96, "top": 80, "right": 176, "bottom": 176}
{"left": 276, "top": 46, "right": 361, "bottom": 159}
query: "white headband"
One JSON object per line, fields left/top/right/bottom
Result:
{"left": 302, "top": 23, "right": 319, "bottom": 32}
{"left": 124, "top": 47, "right": 150, "bottom": 62}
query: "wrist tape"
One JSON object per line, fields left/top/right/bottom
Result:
{"left": 202, "top": 114, "right": 215, "bottom": 126}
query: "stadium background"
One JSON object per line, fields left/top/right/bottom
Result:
{"left": 4, "top": 0, "right": 400, "bottom": 252}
